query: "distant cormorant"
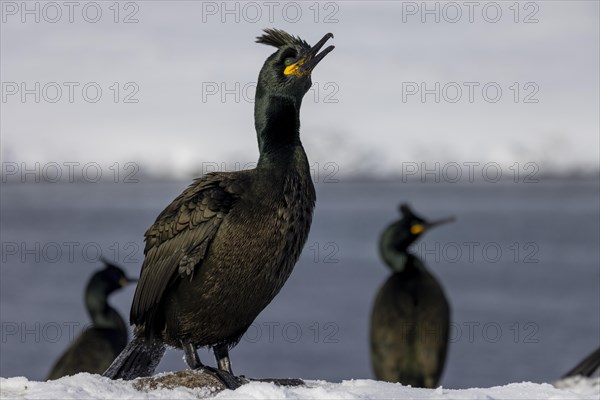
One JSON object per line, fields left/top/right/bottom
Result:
{"left": 370, "top": 204, "right": 454, "bottom": 388}
{"left": 46, "top": 260, "right": 136, "bottom": 380}
{"left": 562, "top": 347, "right": 600, "bottom": 378}
{"left": 104, "top": 29, "right": 334, "bottom": 388}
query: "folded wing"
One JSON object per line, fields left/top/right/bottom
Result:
{"left": 130, "top": 172, "right": 247, "bottom": 330}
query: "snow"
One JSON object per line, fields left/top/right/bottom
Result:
{"left": 1, "top": 374, "right": 598, "bottom": 400}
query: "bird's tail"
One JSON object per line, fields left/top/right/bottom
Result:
{"left": 103, "top": 335, "right": 166, "bottom": 380}
{"left": 562, "top": 347, "right": 600, "bottom": 378}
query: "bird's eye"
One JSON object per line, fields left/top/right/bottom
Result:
{"left": 284, "top": 57, "right": 295, "bottom": 66}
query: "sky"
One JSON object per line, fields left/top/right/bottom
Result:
{"left": 1, "top": 1, "right": 599, "bottom": 179}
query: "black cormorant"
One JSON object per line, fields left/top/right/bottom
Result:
{"left": 370, "top": 204, "right": 454, "bottom": 388}
{"left": 46, "top": 260, "right": 136, "bottom": 380}
{"left": 104, "top": 29, "right": 334, "bottom": 388}
{"left": 562, "top": 347, "right": 600, "bottom": 378}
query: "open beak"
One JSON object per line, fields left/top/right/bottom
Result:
{"left": 425, "top": 216, "right": 455, "bottom": 230}
{"left": 285, "top": 33, "right": 335, "bottom": 76}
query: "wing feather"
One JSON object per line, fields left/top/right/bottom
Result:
{"left": 130, "top": 172, "right": 246, "bottom": 328}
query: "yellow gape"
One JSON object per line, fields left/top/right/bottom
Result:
{"left": 410, "top": 224, "right": 424, "bottom": 235}
{"left": 284, "top": 59, "right": 307, "bottom": 76}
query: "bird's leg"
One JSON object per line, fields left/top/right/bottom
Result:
{"left": 213, "top": 343, "right": 233, "bottom": 374}
{"left": 211, "top": 344, "right": 303, "bottom": 387}
{"left": 209, "top": 344, "right": 242, "bottom": 389}
{"left": 181, "top": 341, "right": 201, "bottom": 369}
{"left": 180, "top": 340, "right": 242, "bottom": 390}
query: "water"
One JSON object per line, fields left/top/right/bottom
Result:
{"left": 1, "top": 179, "right": 599, "bottom": 388}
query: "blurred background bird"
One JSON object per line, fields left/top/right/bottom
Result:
{"left": 562, "top": 347, "right": 600, "bottom": 379}
{"left": 370, "top": 204, "right": 454, "bottom": 388}
{"left": 46, "top": 260, "right": 136, "bottom": 380}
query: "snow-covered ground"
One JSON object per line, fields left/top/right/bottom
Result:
{"left": 1, "top": 374, "right": 598, "bottom": 400}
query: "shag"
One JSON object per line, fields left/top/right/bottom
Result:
{"left": 370, "top": 204, "right": 454, "bottom": 388}
{"left": 46, "top": 260, "right": 136, "bottom": 380}
{"left": 104, "top": 29, "right": 334, "bottom": 388}
{"left": 562, "top": 347, "right": 600, "bottom": 378}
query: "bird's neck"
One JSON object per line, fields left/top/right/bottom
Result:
{"left": 85, "top": 289, "right": 125, "bottom": 330}
{"left": 254, "top": 93, "right": 303, "bottom": 164}
{"left": 380, "top": 230, "right": 412, "bottom": 273}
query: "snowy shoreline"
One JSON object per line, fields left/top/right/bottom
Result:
{"left": 1, "top": 374, "right": 598, "bottom": 400}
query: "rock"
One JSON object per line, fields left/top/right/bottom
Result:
{"left": 133, "top": 370, "right": 225, "bottom": 392}
{"left": 132, "top": 370, "right": 305, "bottom": 393}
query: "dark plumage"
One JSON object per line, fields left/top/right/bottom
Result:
{"left": 256, "top": 28, "right": 309, "bottom": 49}
{"left": 46, "top": 260, "right": 135, "bottom": 380}
{"left": 562, "top": 347, "right": 600, "bottom": 378}
{"left": 370, "top": 204, "right": 454, "bottom": 388}
{"left": 104, "top": 29, "right": 334, "bottom": 388}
